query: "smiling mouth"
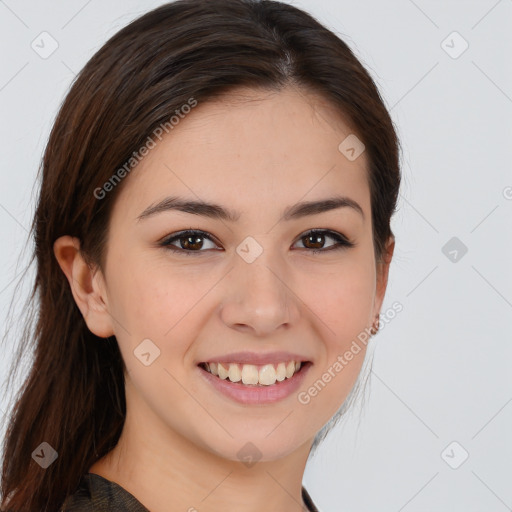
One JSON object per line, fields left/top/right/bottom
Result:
{"left": 198, "top": 360, "right": 311, "bottom": 386}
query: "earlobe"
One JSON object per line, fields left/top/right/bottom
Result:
{"left": 53, "top": 235, "right": 114, "bottom": 338}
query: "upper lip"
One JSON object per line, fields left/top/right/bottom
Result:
{"left": 198, "top": 351, "right": 311, "bottom": 366}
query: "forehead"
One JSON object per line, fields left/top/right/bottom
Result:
{"left": 111, "top": 85, "right": 370, "bottom": 223}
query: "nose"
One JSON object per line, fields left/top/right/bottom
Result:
{"left": 219, "top": 246, "right": 300, "bottom": 337}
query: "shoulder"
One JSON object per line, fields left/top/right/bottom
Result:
{"left": 60, "top": 473, "right": 149, "bottom": 512}
{"left": 62, "top": 474, "right": 319, "bottom": 512}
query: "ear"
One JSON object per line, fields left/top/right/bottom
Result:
{"left": 53, "top": 235, "right": 115, "bottom": 338}
{"left": 372, "top": 236, "right": 395, "bottom": 318}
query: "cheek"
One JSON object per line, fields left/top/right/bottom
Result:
{"left": 298, "top": 259, "right": 376, "bottom": 338}
{"left": 109, "top": 263, "right": 203, "bottom": 408}
{"left": 295, "top": 289, "right": 372, "bottom": 434}
{"left": 109, "top": 255, "right": 203, "bottom": 331}
{"left": 294, "top": 259, "right": 374, "bottom": 410}
{"left": 104, "top": 258, "right": 186, "bottom": 368}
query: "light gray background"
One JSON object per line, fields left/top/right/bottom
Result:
{"left": 1, "top": 1, "right": 511, "bottom": 511}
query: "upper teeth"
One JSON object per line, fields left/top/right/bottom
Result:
{"left": 204, "top": 361, "right": 302, "bottom": 386}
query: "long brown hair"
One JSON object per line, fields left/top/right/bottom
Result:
{"left": 0, "top": 0, "right": 401, "bottom": 509}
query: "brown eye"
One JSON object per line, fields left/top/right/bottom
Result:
{"left": 293, "top": 229, "right": 354, "bottom": 253}
{"left": 161, "top": 230, "right": 219, "bottom": 255}
{"left": 302, "top": 232, "right": 325, "bottom": 250}
{"left": 181, "top": 234, "right": 205, "bottom": 250}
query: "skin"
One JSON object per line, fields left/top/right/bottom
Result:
{"left": 54, "top": 85, "right": 394, "bottom": 512}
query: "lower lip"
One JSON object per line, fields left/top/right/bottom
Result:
{"left": 197, "top": 363, "right": 312, "bottom": 405}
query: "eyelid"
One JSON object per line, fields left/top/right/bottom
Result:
{"left": 292, "top": 229, "right": 355, "bottom": 251}
{"left": 160, "top": 229, "right": 221, "bottom": 252}
{"left": 159, "top": 228, "right": 355, "bottom": 255}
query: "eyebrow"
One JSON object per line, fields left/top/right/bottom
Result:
{"left": 136, "top": 195, "right": 365, "bottom": 223}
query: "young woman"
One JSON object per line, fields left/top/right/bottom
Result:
{"left": 0, "top": 0, "right": 401, "bottom": 510}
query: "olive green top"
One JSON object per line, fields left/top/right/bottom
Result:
{"left": 61, "top": 473, "right": 320, "bottom": 511}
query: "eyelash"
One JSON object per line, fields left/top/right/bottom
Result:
{"left": 159, "top": 229, "right": 355, "bottom": 256}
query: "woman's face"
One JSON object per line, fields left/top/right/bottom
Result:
{"left": 96, "top": 85, "right": 393, "bottom": 462}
